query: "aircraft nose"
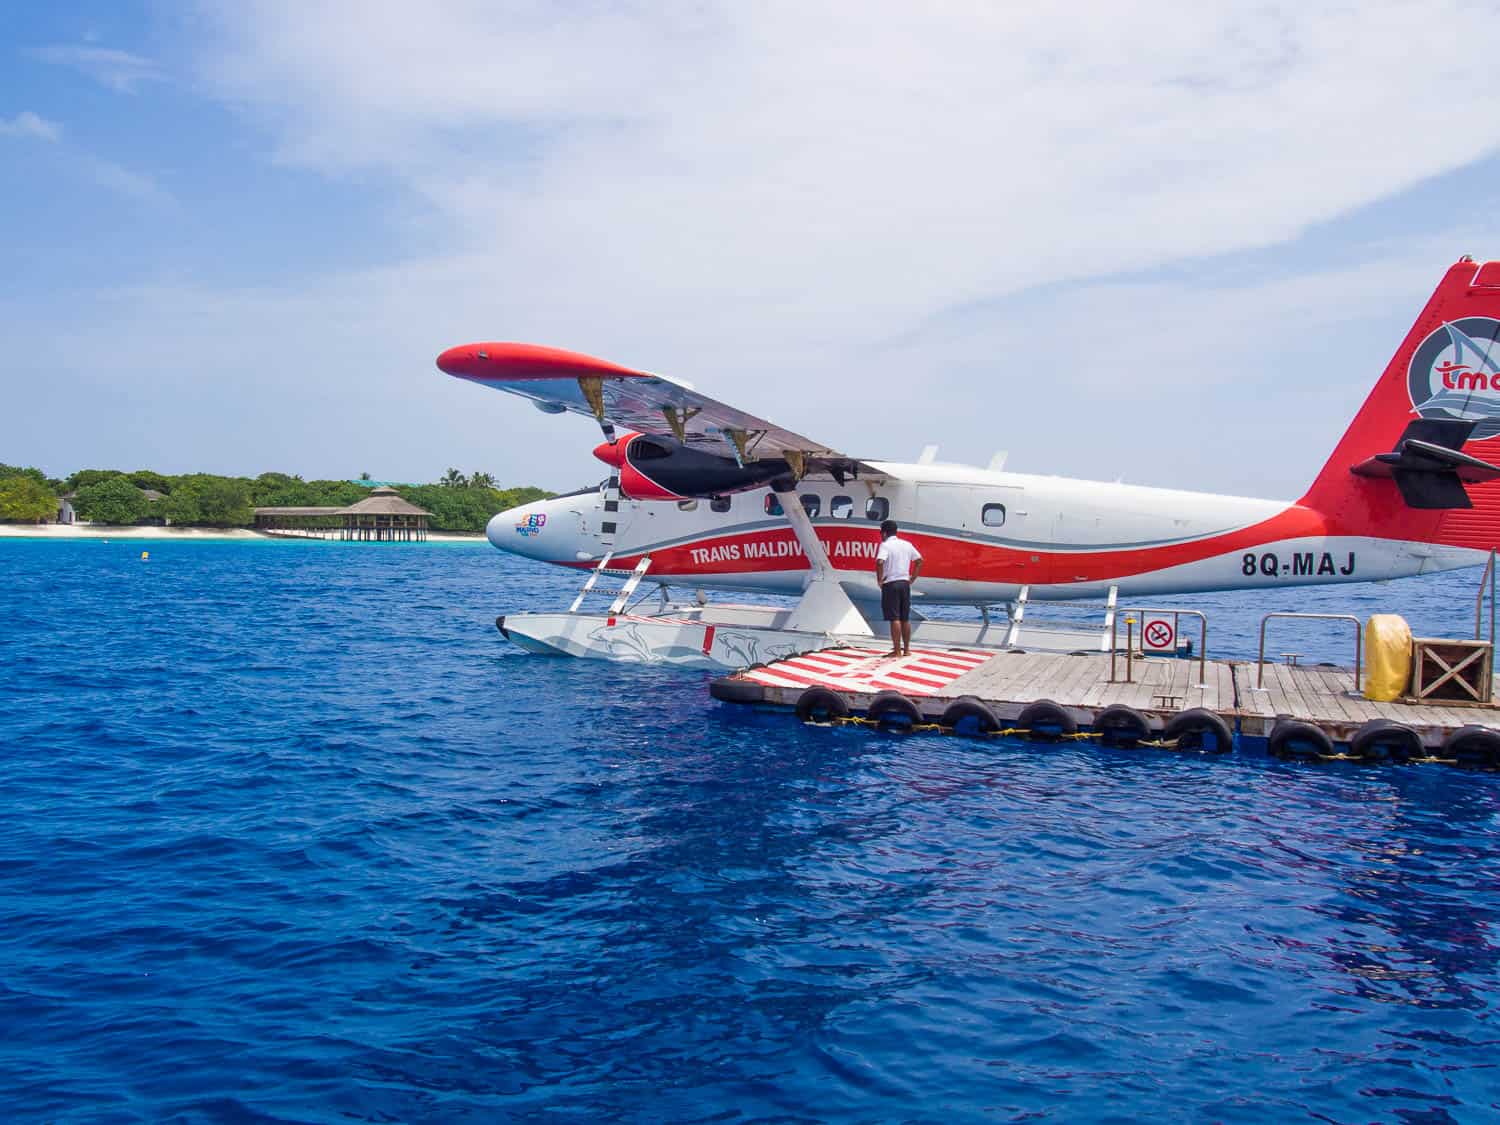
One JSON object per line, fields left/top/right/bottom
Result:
{"left": 487, "top": 506, "right": 538, "bottom": 556}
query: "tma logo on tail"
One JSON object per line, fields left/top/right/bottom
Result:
{"left": 1409, "top": 318, "right": 1500, "bottom": 439}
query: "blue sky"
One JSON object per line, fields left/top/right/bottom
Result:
{"left": 3, "top": 2, "right": 1499, "bottom": 496}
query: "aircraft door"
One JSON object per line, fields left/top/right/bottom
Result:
{"left": 914, "top": 483, "right": 1037, "bottom": 587}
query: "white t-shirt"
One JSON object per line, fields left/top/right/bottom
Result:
{"left": 876, "top": 536, "right": 922, "bottom": 584}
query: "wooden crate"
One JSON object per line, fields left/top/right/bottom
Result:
{"left": 1409, "top": 638, "right": 1494, "bottom": 704}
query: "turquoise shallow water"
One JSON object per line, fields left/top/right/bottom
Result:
{"left": 1, "top": 538, "right": 1498, "bottom": 1123}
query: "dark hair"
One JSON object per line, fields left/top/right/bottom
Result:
{"left": 880, "top": 519, "right": 898, "bottom": 538}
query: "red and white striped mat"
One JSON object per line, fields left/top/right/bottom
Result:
{"left": 739, "top": 645, "right": 995, "bottom": 696}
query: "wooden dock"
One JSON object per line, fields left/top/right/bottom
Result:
{"left": 709, "top": 644, "right": 1500, "bottom": 758}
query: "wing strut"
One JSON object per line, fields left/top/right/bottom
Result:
{"left": 575, "top": 375, "right": 625, "bottom": 546}
{"left": 774, "top": 486, "right": 874, "bottom": 637}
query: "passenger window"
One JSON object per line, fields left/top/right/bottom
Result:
{"left": 800, "top": 494, "right": 820, "bottom": 518}
{"left": 830, "top": 495, "right": 854, "bottom": 519}
{"left": 865, "top": 497, "right": 889, "bottom": 522}
{"left": 710, "top": 496, "right": 731, "bottom": 513}
{"left": 764, "top": 494, "right": 784, "bottom": 516}
{"left": 677, "top": 499, "right": 699, "bottom": 512}
{"left": 981, "top": 503, "right": 1006, "bottom": 527}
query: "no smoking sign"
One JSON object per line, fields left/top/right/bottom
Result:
{"left": 1142, "top": 615, "right": 1176, "bottom": 652}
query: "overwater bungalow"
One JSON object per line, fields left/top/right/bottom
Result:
{"left": 254, "top": 486, "right": 432, "bottom": 542}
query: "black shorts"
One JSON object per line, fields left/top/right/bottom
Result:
{"left": 881, "top": 580, "right": 912, "bottom": 622}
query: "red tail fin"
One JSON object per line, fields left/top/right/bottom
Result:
{"left": 1300, "top": 257, "right": 1500, "bottom": 551}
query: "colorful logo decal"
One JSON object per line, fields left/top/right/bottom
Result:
{"left": 515, "top": 512, "right": 547, "bottom": 537}
{"left": 1407, "top": 317, "right": 1500, "bottom": 440}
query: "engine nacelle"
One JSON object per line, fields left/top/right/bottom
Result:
{"left": 593, "top": 432, "right": 790, "bottom": 500}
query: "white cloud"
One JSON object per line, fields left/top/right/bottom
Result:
{"left": 28, "top": 45, "right": 164, "bottom": 93}
{"left": 0, "top": 234, "right": 1471, "bottom": 498}
{"left": 0, "top": 111, "right": 62, "bottom": 142}
{"left": 192, "top": 2, "right": 1500, "bottom": 317}
{"left": 12, "top": 2, "right": 1494, "bottom": 495}
{"left": 81, "top": 156, "right": 173, "bottom": 205}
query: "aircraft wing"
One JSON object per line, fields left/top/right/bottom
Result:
{"left": 436, "top": 341, "right": 883, "bottom": 477}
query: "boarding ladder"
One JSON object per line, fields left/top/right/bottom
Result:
{"left": 568, "top": 552, "right": 655, "bottom": 615}
{"left": 996, "top": 585, "right": 1119, "bottom": 652}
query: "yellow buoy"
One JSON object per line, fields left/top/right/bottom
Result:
{"left": 140, "top": 550, "right": 149, "bottom": 560}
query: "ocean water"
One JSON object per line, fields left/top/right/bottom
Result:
{"left": 1, "top": 538, "right": 1498, "bottom": 1124}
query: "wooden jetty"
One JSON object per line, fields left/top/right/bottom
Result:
{"left": 709, "top": 642, "right": 1500, "bottom": 762}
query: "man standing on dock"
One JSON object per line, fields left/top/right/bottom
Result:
{"left": 876, "top": 519, "right": 923, "bottom": 657}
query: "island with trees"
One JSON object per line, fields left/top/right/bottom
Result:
{"left": 0, "top": 464, "right": 554, "bottom": 534}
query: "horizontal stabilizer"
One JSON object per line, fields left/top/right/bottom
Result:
{"left": 1350, "top": 418, "right": 1500, "bottom": 508}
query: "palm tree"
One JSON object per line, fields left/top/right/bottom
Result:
{"left": 470, "top": 471, "right": 496, "bottom": 489}
{"left": 440, "top": 468, "right": 467, "bottom": 488}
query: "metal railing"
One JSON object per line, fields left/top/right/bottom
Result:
{"left": 1256, "top": 612, "right": 1361, "bottom": 692}
{"left": 1475, "top": 548, "right": 1496, "bottom": 648}
{"left": 1109, "top": 607, "right": 1208, "bottom": 685}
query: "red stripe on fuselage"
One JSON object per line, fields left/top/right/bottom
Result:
{"left": 587, "top": 507, "right": 1325, "bottom": 585}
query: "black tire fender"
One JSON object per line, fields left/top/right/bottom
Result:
{"left": 866, "top": 690, "right": 922, "bottom": 731}
{"left": 1016, "top": 698, "right": 1077, "bottom": 741}
{"left": 1094, "top": 704, "right": 1151, "bottom": 747}
{"left": 710, "top": 678, "right": 766, "bottom": 705}
{"left": 939, "top": 696, "right": 1003, "bottom": 737}
{"left": 795, "top": 687, "right": 850, "bottom": 724}
{"left": 1443, "top": 724, "right": 1500, "bottom": 769}
{"left": 1162, "top": 708, "right": 1234, "bottom": 754}
{"left": 1348, "top": 718, "right": 1423, "bottom": 763}
{"left": 1267, "top": 719, "right": 1334, "bottom": 760}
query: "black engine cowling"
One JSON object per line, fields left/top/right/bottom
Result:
{"left": 595, "top": 432, "right": 791, "bottom": 500}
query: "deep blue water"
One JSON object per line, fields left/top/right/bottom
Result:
{"left": 2, "top": 538, "right": 1498, "bottom": 1124}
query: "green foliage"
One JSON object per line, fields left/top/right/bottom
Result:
{"left": 306, "top": 480, "right": 369, "bottom": 507}
{"left": 67, "top": 469, "right": 126, "bottom": 491}
{"left": 128, "top": 470, "right": 173, "bottom": 494}
{"left": 165, "top": 475, "right": 255, "bottom": 527}
{"left": 0, "top": 475, "right": 58, "bottom": 522}
{"left": 495, "top": 485, "right": 552, "bottom": 510}
{"left": 45, "top": 465, "right": 553, "bottom": 531}
{"left": 74, "top": 476, "right": 149, "bottom": 525}
{"left": 250, "top": 474, "right": 366, "bottom": 508}
{"left": 397, "top": 484, "right": 553, "bottom": 532}
{"left": 0, "top": 463, "right": 50, "bottom": 488}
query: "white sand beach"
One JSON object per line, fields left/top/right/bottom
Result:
{"left": 0, "top": 524, "right": 488, "bottom": 544}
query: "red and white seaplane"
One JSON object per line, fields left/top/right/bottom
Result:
{"left": 437, "top": 258, "right": 1500, "bottom": 666}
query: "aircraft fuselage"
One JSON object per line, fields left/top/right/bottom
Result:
{"left": 490, "top": 460, "right": 1484, "bottom": 602}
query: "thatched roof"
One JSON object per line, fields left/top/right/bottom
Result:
{"left": 338, "top": 486, "right": 432, "bottom": 517}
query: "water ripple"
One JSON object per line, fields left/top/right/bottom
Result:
{"left": 2, "top": 540, "right": 1499, "bottom": 1122}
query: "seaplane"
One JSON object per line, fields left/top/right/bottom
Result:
{"left": 437, "top": 257, "right": 1500, "bottom": 666}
